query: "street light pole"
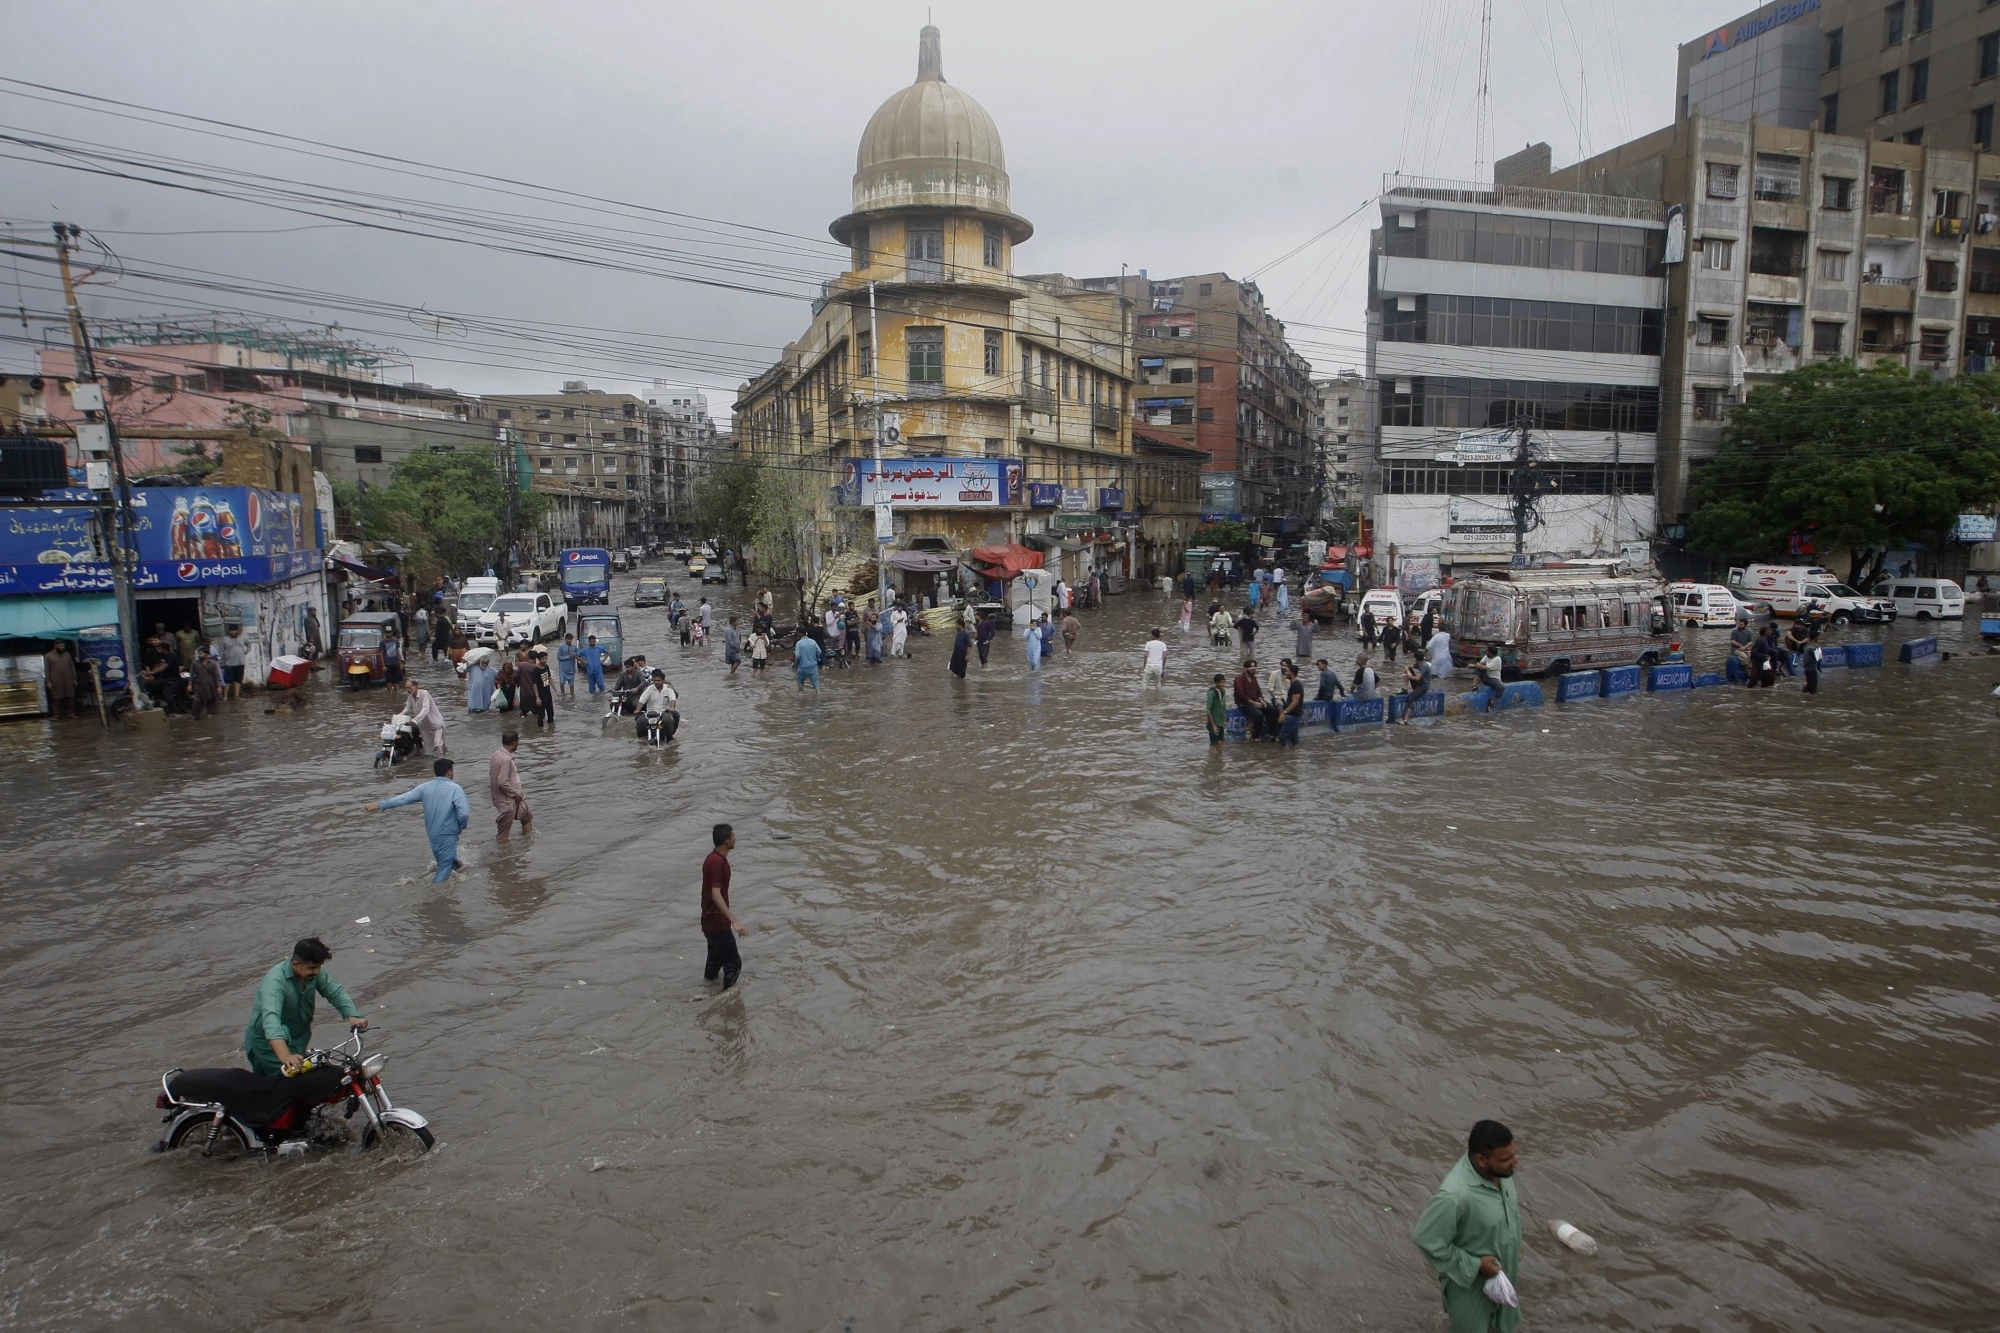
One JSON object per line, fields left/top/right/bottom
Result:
{"left": 870, "top": 281, "right": 890, "bottom": 614}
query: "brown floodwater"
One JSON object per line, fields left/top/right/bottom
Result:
{"left": 1, "top": 574, "right": 1996, "bottom": 1331}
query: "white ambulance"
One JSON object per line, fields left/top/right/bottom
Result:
{"left": 1727, "top": 565, "right": 1895, "bottom": 623}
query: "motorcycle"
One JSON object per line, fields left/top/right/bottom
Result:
{"left": 152, "top": 1029, "right": 432, "bottom": 1161}
{"left": 602, "top": 686, "right": 630, "bottom": 724}
{"left": 642, "top": 707, "right": 679, "bottom": 746}
{"left": 374, "top": 710, "right": 420, "bottom": 768}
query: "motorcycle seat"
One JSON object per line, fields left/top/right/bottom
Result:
{"left": 168, "top": 1066, "right": 343, "bottom": 1126}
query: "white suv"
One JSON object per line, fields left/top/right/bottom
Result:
{"left": 481, "top": 592, "right": 566, "bottom": 647}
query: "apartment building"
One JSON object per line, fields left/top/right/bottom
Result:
{"left": 1365, "top": 168, "right": 1666, "bottom": 589}
{"left": 1542, "top": 120, "right": 1986, "bottom": 533}
{"left": 1311, "top": 370, "right": 1370, "bottom": 516}
{"left": 644, "top": 385, "right": 717, "bottom": 539}
{"left": 483, "top": 383, "right": 642, "bottom": 554}
{"left": 1681, "top": 0, "right": 2000, "bottom": 153}
{"left": 1075, "top": 272, "right": 1319, "bottom": 531}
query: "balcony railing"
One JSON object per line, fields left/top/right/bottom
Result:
{"left": 1023, "top": 386, "right": 1055, "bottom": 413}
{"left": 1091, "top": 404, "right": 1120, "bottom": 430}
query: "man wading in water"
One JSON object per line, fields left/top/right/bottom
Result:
{"left": 1412, "top": 1119, "right": 1523, "bottom": 1332}
{"left": 701, "top": 823, "right": 746, "bottom": 989}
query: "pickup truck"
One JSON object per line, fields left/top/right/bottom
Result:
{"left": 481, "top": 591, "right": 567, "bottom": 647}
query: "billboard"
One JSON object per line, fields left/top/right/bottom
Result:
{"left": 837, "top": 457, "right": 1023, "bottom": 508}
{"left": 0, "top": 487, "right": 321, "bottom": 594}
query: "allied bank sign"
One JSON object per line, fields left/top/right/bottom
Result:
{"left": 1701, "top": 0, "right": 1819, "bottom": 59}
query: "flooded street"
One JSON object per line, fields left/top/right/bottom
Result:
{"left": 2, "top": 576, "right": 1997, "bottom": 1331}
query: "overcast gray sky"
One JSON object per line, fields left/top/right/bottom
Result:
{"left": 1, "top": 0, "right": 1755, "bottom": 416}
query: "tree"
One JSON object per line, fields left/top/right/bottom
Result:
{"left": 340, "top": 451, "right": 547, "bottom": 578}
{"left": 1192, "top": 519, "right": 1252, "bottom": 550}
{"left": 691, "top": 457, "right": 757, "bottom": 553}
{"left": 748, "top": 457, "right": 824, "bottom": 626}
{"left": 1688, "top": 362, "right": 2000, "bottom": 585}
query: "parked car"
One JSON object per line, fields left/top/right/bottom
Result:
{"left": 1871, "top": 577, "right": 1965, "bottom": 619}
{"left": 1729, "top": 565, "right": 1894, "bottom": 623}
{"left": 634, "top": 577, "right": 667, "bottom": 607}
{"left": 1671, "top": 581, "right": 1771, "bottom": 627}
{"left": 701, "top": 560, "right": 728, "bottom": 584}
{"left": 481, "top": 592, "right": 565, "bottom": 647}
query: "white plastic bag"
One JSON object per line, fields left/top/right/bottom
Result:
{"left": 1482, "top": 1269, "right": 1519, "bottom": 1308}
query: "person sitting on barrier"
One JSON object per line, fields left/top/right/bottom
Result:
{"left": 1350, "top": 653, "right": 1379, "bottom": 702}
{"left": 1473, "top": 647, "right": 1504, "bottom": 712}
{"left": 1233, "top": 660, "right": 1278, "bottom": 741}
{"left": 1314, "top": 657, "right": 1345, "bottom": 702}
{"left": 1398, "top": 657, "right": 1433, "bottom": 724}
{"left": 1727, "top": 616, "right": 1754, "bottom": 684}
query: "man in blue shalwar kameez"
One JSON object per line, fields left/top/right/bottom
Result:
{"left": 367, "top": 758, "right": 472, "bottom": 882}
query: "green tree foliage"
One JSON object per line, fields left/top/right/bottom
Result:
{"left": 1688, "top": 362, "right": 2000, "bottom": 584}
{"left": 748, "top": 458, "right": 824, "bottom": 625}
{"left": 340, "top": 451, "right": 547, "bottom": 578}
{"left": 691, "top": 457, "right": 758, "bottom": 552}
{"left": 1192, "top": 519, "right": 1252, "bottom": 550}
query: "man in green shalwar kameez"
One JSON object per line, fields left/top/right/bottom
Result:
{"left": 1411, "top": 1119, "right": 1523, "bottom": 1332}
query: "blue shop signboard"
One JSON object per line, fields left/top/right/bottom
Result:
{"left": 0, "top": 486, "right": 322, "bottom": 593}
{"left": 1027, "top": 482, "right": 1062, "bottom": 508}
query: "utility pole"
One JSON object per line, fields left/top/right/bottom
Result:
{"left": 54, "top": 222, "right": 148, "bottom": 710}
{"left": 870, "top": 281, "right": 890, "bottom": 614}
{"left": 1509, "top": 416, "right": 1537, "bottom": 566}
{"left": 498, "top": 423, "right": 519, "bottom": 581}
{"left": 1475, "top": 0, "right": 1495, "bottom": 183}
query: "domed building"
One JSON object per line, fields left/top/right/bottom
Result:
{"left": 735, "top": 27, "right": 1200, "bottom": 594}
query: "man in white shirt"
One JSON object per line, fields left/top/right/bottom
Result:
{"left": 634, "top": 669, "right": 680, "bottom": 741}
{"left": 1142, "top": 630, "right": 1168, "bottom": 688}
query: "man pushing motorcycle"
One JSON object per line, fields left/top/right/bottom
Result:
{"left": 243, "top": 936, "right": 368, "bottom": 1076}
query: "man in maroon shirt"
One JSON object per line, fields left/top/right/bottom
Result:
{"left": 702, "top": 823, "right": 745, "bottom": 988}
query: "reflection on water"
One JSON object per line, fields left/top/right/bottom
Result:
{"left": 1, "top": 577, "right": 1997, "bottom": 1330}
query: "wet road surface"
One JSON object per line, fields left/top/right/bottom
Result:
{"left": 2, "top": 573, "right": 1997, "bottom": 1330}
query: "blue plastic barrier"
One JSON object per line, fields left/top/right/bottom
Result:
{"left": 1646, "top": 662, "right": 1693, "bottom": 692}
{"left": 1691, "top": 672, "right": 1725, "bottom": 688}
{"left": 1844, "top": 642, "right": 1882, "bottom": 667}
{"left": 1724, "top": 655, "right": 1748, "bottom": 684}
{"left": 1898, "top": 637, "right": 1938, "bottom": 663}
{"left": 1600, "top": 665, "right": 1642, "bottom": 697}
{"left": 1223, "top": 707, "right": 1248, "bottom": 740}
{"left": 1301, "top": 699, "right": 1332, "bottom": 728}
{"left": 1333, "top": 697, "right": 1385, "bottom": 729}
{"left": 1496, "top": 682, "right": 1545, "bottom": 710}
{"left": 1387, "top": 690, "right": 1444, "bottom": 721}
{"left": 1816, "top": 644, "right": 1848, "bottom": 668}
{"left": 1556, "top": 670, "right": 1602, "bottom": 702}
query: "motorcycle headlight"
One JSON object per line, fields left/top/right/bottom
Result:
{"left": 361, "top": 1053, "right": 389, "bottom": 1077}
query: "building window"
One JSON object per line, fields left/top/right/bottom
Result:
{"left": 1749, "top": 228, "right": 1807, "bottom": 277}
{"left": 1819, "top": 249, "right": 1850, "bottom": 282}
{"left": 1978, "top": 104, "right": 1997, "bottom": 149}
{"left": 1696, "top": 315, "right": 1732, "bottom": 346}
{"left": 1040, "top": 352, "right": 1051, "bottom": 390}
{"left": 1812, "top": 322, "right": 1844, "bottom": 355}
{"left": 852, "top": 233, "right": 869, "bottom": 273}
{"left": 1198, "top": 364, "right": 1215, "bottom": 382}
{"left": 1902, "top": 127, "right": 1925, "bottom": 145}
{"left": 1753, "top": 153, "right": 1802, "bottom": 201}
{"left": 1198, "top": 407, "right": 1215, "bottom": 422}
{"left": 1746, "top": 304, "right": 1800, "bottom": 348}
{"left": 983, "top": 328, "right": 1002, "bottom": 376}
{"left": 1705, "top": 162, "right": 1740, "bottom": 199}
{"left": 1926, "top": 259, "right": 1959, "bottom": 291}
{"left": 856, "top": 331, "right": 873, "bottom": 377}
{"left": 1020, "top": 344, "right": 1032, "bottom": 390}
{"left": 1702, "top": 238, "right": 1735, "bottom": 270}
{"left": 353, "top": 445, "right": 383, "bottom": 464}
{"left": 1198, "top": 282, "right": 1213, "bottom": 296}
{"left": 1910, "top": 58, "right": 1930, "bottom": 104}
{"left": 563, "top": 407, "right": 576, "bottom": 420}
{"left": 1822, "top": 177, "right": 1854, "bottom": 212}
{"left": 1982, "top": 33, "right": 2000, "bottom": 81}
{"left": 539, "top": 456, "right": 554, "bottom": 473}
{"left": 906, "top": 219, "right": 943, "bottom": 282}
{"left": 983, "top": 223, "right": 1002, "bottom": 268}
{"left": 1920, "top": 327, "right": 1951, "bottom": 361}
{"left": 1885, "top": 1, "right": 1905, "bottom": 46}
{"left": 1915, "top": 0, "right": 1933, "bottom": 33}
{"left": 1869, "top": 167, "right": 1907, "bottom": 215}
{"left": 1692, "top": 387, "right": 1728, "bottom": 421}
{"left": 149, "top": 374, "right": 175, "bottom": 393}
{"left": 1880, "top": 70, "right": 1900, "bottom": 115}
{"left": 1169, "top": 365, "right": 1195, "bottom": 384}
{"left": 564, "top": 434, "right": 577, "bottom": 445}
{"left": 496, "top": 408, "right": 512, "bottom": 421}
{"left": 1826, "top": 26, "right": 1843, "bottom": 69}
{"left": 1822, "top": 93, "right": 1840, "bottom": 133}
{"left": 536, "top": 408, "right": 550, "bottom": 421}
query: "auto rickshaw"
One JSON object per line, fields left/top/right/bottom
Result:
{"left": 575, "top": 608, "right": 623, "bottom": 668}
{"left": 337, "top": 612, "right": 401, "bottom": 688}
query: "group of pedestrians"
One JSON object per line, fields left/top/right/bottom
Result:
{"left": 1728, "top": 614, "right": 1826, "bottom": 695}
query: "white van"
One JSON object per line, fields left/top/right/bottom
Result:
{"left": 1359, "top": 587, "right": 1405, "bottom": 628}
{"left": 1875, "top": 577, "right": 1965, "bottom": 619}
{"left": 1728, "top": 565, "right": 1894, "bottom": 623}
{"left": 1670, "top": 582, "right": 1751, "bottom": 627}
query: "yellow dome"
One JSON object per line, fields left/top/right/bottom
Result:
{"left": 841, "top": 26, "right": 1030, "bottom": 240}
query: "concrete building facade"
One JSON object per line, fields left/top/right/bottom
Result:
{"left": 1311, "top": 370, "right": 1371, "bottom": 519}
{"left": 733, "top": 26, "right": 1205, "bottom": 586}
{"left": 1364, "top": 171, "right": 1666, "bottom": 588}
{"left": 483, "top": 384, "right": 643, "bottom": 555}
